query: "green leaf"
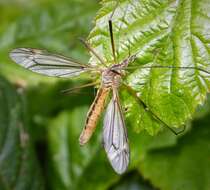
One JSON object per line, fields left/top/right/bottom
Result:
{"left": 138, "top": 105, "right": 210, "bottom": 190}
{"left": 88, "top": 0, "right": 210, "bottom": 134}
{"left": 0, "top": 76, "right": 44, "bottom": 190}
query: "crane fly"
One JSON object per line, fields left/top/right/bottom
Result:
{"left": 10, "top": 45, "right": 135, "bottom": 174}
{"left": 9, "top": 3, "right": 210, "bottom": 174}
{"left": 9, "top": 0, "right": 136, "bottom": 174}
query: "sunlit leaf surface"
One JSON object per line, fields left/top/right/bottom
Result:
{"left": 88, "top": 0, "right": 210, "bottom": 134}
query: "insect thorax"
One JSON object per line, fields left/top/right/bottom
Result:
{"left": 101, "top": 68, "right": 122, "bottom": 88}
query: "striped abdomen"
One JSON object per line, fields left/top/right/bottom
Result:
{"left": 79, "top": 87, "right": 110, "bottom": 145}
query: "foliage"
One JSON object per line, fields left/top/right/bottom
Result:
{"left": 88, "top": 0, "right": 210, "bottom": 135}
{"left": 139, "top": 109, "right": 210, "bottom": 190}
{"left": 0, "top": 77, "right": 44, "bottom": 189}
{"left": 0, "top": 0, "right": 209, "bottom": 190}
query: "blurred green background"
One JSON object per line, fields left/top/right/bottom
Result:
{"left": 0, "top": 0, "right": 210, "bottom": 190}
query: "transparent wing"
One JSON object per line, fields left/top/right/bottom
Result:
{"left": 103, "top": 89, "right": 129, "bottom": 174}
{"left": 10, "top": 48, "right": 91, "bottom": 77}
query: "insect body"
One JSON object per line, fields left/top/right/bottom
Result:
{"left": 80, "top": 62, "right": 133, "bottom": 173}
{"left": 10, "top": 47, "right": 134, "bottom": 174}
{"left": 79, "top": 66, "right": 121, "bottom": 145}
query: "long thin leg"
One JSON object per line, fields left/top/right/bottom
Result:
{"left": 123, "top": 65, "right": 210, "bottom": 75}
{"left": 61, "top": 81, "right": 99, "bottom": 94}
{"left": 122, "top": 83, "right": 186, "bottom": 135}
{"left": 79, "top": 38, "right": 107, "bottom": 68}
{"left": 109, "top": 1, "right": 119, "bottom": 64}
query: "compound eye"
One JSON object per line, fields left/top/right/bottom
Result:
{"left": 111, "top": 69, "right": 121, "bottom": 75}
